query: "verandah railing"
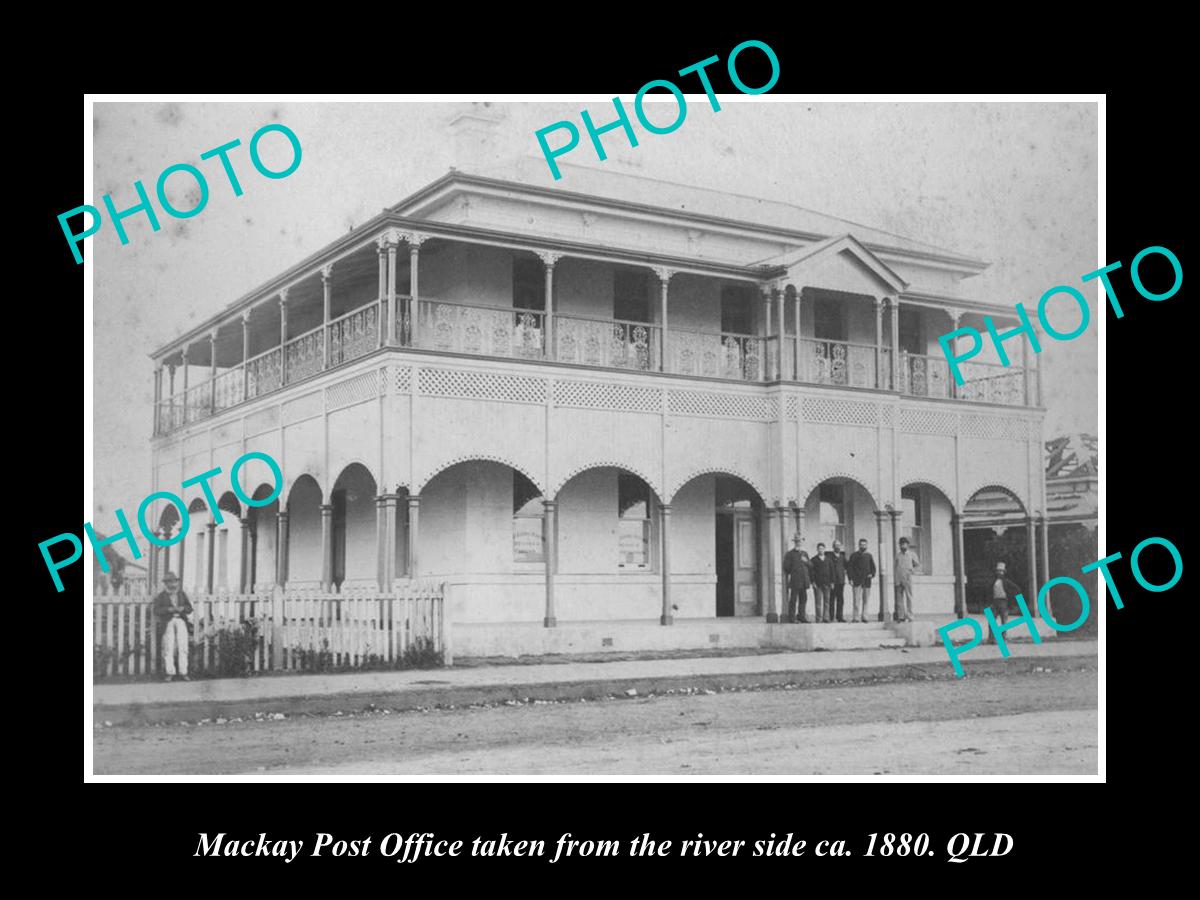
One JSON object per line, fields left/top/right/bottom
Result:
{"left": 92, "top": 584, "right": 449, "bottom": 681}
{"left": 156, "top": 296, "right": 1034, "bottom": 436}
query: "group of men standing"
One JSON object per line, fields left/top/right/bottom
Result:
{"left": 781, "top": 535, "right": 922, "bottom": 624}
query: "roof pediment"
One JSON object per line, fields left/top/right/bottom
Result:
{"left": 765, "top": 234, "right": 908, "bottom": 294}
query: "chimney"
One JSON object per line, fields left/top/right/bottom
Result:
{"left": 448, "top": 103, "right": 506, "bottom": 172}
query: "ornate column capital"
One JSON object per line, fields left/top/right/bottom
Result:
{"left": 241, "top": 310, "right": 251, "bottom": 325}
{"left": 180, "top": 346, "right": 189, "bottom": 363}
{"left": 946, "top": 306, "right": 962, "bottom": 327}
{"left": 376, "top": 233, "right": 390, "bottom": 252}
{"left": 399, "top": 231, "right": 427, "bottom": 249}
{"left": 279, "top": 288, "right": 289, "bottom": 307}
{"left": 209, "top": 329, "right": 218, "bottom": 343}
{"left": 651, "top": 266, "right": 675, "bottom": 284}
{"left": 537, "top": 250, "right": 563, "bottom": 267}
{"left": 320, "top": 263, "right": 333, "bottom": 282}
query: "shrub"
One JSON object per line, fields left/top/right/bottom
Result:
{"left": 190, "top": 618, "right": 261, "bottom": 678}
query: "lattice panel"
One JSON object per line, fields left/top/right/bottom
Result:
{"left": 785, "top": 395, "right": 800, "bottom": 420}
{"left": 393, "top": 366, "right": 412, "bottom": 394}
{"left": 326, "top": 371, "right": 379, "bottom": 411}
{"left": 899, "top": 407, "right": 958, "bottom": 435}
{"left": 878, "top": 404, "right": 895, "bottom": 426}
{"left": 960, "top": 413, "right": 1030, "bottom": 441}
{"left": 669, "top": 390, "right": 776, "bottom": 420}
{"left": 282, "top": 391, "right": 322, "bottom": 426}
{"left": 554, "top": 379, "right": 661, "bottom": 413}
{"left": 801, "top": 397, "right": 879, "bottom": 426}
{"left": 419, "top": 367, "right": 547, "bottom": 405}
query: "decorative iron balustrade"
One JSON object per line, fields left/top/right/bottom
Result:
{"left": 555, "top": 314, "right": 656, "bottom": 371}
{"left": 154, "top": 298, "right": 1033, "bottom": 436}
{"left": 328, "top": 304, "right": 379, "bottom": 366}
{"left": 799, "top": 338, "right": 881, "bottom": 389}
{"left": 899, "top": 351, "right": 950, "bottom": 399}
{"left": 958, "top": 368, "right": 1026, "bottom": 406}
{"left": 246, "top": 348, "right": 282, "bottom": 399}
{"left": 413, "top": 298, "right": 546, "bottom": 360}
{"left": 212, "top": 367, "right": 245, "bottom": 411}
{"left": 285, "top": 328, "right": 325, "bottom": 382}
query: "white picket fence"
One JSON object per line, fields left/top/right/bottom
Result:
{"left": 92, "top": 584, "right": 449, "bottom": 680}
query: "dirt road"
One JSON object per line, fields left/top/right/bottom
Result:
{"left": 94, "top": 664, "right": 1097, "bottom": 775}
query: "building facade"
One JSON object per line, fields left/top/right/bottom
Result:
{"left": 145, "top": 159, "right": 1052, "bottom": 634}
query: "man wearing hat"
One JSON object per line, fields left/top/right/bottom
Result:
{"left": 153, "top": 572, "right": 193, "bottom": 682}
{"left": 893, "top": 537, "right": 921, "bottom": 622}
{"left": 987, "top": 562, "right": 1024, "bottom": 644}
{"left": 781, "top": 534, "right": 812, "bottom": 623}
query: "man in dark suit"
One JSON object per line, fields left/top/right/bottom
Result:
{"left": 986, "top": 561, "right": 1024, "bottom": 644}
{"left": 781, "top": 534, "right": 812, "bottom": 623}
{"left": 810, "top": 543, "right": 834, "bottom": 623}
{"left": 153, "top": 572, "right": 194, "bottom": 682}
{"left": 847, "top": 537, "right": 877, "bottom": 623}
{"left": 830, "top": 540, "right": 848, "bottom": 622}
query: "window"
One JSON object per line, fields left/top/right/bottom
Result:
{"left": 618, "top": 473, "right": 652, "bottom": 568}
{"left": 614, "top": 269, "right": 650, "bottom": 323}
{"left": 513, "top": 472, "right": 545, "bottom": 563}
{"left": 513, "top": 257, "right": 545, "bottom": 311}
{"left": 818, "top": 483, "right": 845, "bottom": 549}
{"left": 901, "top": 485, "right": 928, "bottom": 573}
{"left": 720, "top": 285, "right": 755, "bottom": 335}
{"left": 814, "top": 298, "right": 846, "bottom": 342}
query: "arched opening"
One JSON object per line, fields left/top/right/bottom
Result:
{"left": 556, "top": 466, "right": 661, "bottom": 574}
{"left": 154, "top": 503, "right": 183, "bottom": 586}
{"left": 419, "top": 460, "right": 547, "bottom": 580}
{"left": 331, "top": 463, "right": 378, "bottom": 589}
{"left": 286, "top": 475, "right": 323, "bottom": 587}
{"left": 900, "top": 481, "right": 957, "bottom": 616}
{"left": 671, "top": 473, "right": 765, "bottom": 618}
{"left": 247, "top": 483, "right": 279, "bottom": 593}
{"left": 800, "top": 476, "right": 879, "bottom": 623}
{"left": 962, "top": 486, "right": 1030, "bottom": 614}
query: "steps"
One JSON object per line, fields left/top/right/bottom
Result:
{"left": 806, "top": 623, "right": 908, "bottom": 651}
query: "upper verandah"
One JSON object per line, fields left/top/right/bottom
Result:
{"left": 150, "top": 162, "right": 996, "bottom": 362}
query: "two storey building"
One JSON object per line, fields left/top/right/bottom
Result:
{"left": 146, "top": 159, "right": 1051, "bottom": 649}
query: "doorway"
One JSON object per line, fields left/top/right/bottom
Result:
{"left": 714, "top": 476, "right": 760, "bottom": 617}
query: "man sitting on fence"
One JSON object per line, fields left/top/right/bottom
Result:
{"left": 153, "top": 572, "right": 193, "bottom": 682}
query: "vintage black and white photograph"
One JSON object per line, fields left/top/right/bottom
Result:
{"left": 87, "top": 98, "right": 1099, "bottom": 776}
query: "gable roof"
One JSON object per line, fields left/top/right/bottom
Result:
{"left": 393, "top": 158, "right": 990, "bottom": 271}
{"left": 758, "top": 233, "right": 909, "bottom": 292}
{"left": 1046, "top": 433, "right": 1098, "bottom": 478}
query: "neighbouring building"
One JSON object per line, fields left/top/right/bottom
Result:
{"left": 144, "top": 148, "right": 1060, "bottom": 646}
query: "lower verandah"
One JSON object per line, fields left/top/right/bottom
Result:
{"left": 164, "top": 464, "right": 961, "bottom": 624}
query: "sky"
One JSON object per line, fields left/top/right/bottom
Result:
{"left": 91, "top": 99, "right": 1098, "bottom": 531}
